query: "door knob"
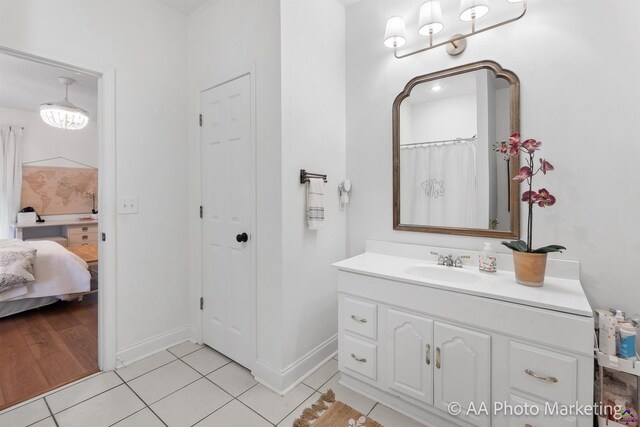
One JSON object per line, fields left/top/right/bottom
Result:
{"left": 236, "top": 232, "right": 248, "bottom": 243}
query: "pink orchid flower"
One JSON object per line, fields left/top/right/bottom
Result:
{"left": 536, "top": 188, "right": 556, "bottom": 207}
{"left": 539, "top": 158, "right": 554, "bottom": 174}
{"left": 513, "top": 166, "right": 533, "bottom": 183}
{"left": 521, "top": 139, "right": 542, "bottom": 153}
{"left": 509, "top": 133, "right": 520, "bottom": 145}
{"left": 521, "top": 190, "right": 538, "bottom": 204}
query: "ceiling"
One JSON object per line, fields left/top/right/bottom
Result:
{"left": 0, "top": 53, "right": 98, "bottom": 119}
{"left": 156, "top": 0, "right": 209, "bottom": 15}
{"left": 156, "top": 0, "right": 356, "bottom": 15}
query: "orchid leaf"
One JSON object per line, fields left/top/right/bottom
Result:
{"left": 501, "top": 240, "right": 528, "bottom": 252}
{"left": 532, "top": 245, "right": 567, "bottom": 254}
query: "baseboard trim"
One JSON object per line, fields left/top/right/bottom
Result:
{"left": 254, "top": 334, "right": 338, "bottom": 395}
{"left": 116, "top": 325, "right": 192, "bottom": 368}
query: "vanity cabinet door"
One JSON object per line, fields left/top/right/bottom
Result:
{"left": 386, "top": 308, "right": 433, "bottom": 405}
{"left": 433, "top": 322, "right": 491, "bottom": 427}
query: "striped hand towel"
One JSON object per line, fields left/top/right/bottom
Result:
{"left": 307, "top": 178, "right": 325, "bottom": 230}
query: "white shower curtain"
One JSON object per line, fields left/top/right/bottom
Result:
{"left": 400, "top": 141, "right": 477, "bottom": 228}
{"left": 0, "top": 126, "right": 23, "bottom": 238}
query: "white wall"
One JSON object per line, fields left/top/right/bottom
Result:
{"left": 346, "top": 0, "right": 640, "bottom": 315}
{"left": 0, "top": 107, "right": 98, "bottom": 168}
{"left": 281, "top": 0, "right": 346, "bottom": 369}
{"left": 186, "top": 0, "right": 285, "bottom": 372}
{"left": 406, "top": 94, "right": 476, "bottom": 143}
{"left": 0, "top": 0, "right": 190, "bottom": 362}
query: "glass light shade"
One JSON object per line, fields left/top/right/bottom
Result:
{"left": 40, "top": 100, "right": 89, "bottom": 130}
{"left": 459, "top": 0, "right": 490, "bottom": 21}
{"left": 418, "top": 1, "right": 444, "bottom": 35}
{"left": 384, "top": 16, "right": 407, "bottom": 48}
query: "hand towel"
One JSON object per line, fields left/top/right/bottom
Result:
{"left": 307, "top": 178, "right": 325, "bottom": 230}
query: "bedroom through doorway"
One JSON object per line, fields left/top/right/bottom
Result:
{"left": 0, "top": 52, "right": 101, "bottom": 410}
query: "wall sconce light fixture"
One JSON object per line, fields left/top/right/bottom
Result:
{"left": 384, "top": 0, "right": 527, "bottom": 59}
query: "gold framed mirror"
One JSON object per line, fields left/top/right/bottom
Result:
{"left": 393, "top": 60, "right": 520, "bottom": 238}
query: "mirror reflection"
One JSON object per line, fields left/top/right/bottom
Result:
{"left": 397, "top": 66, "right": 515, "bottom": 233}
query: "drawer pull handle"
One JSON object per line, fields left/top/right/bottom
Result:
{"left": 425, "top": 344, "right": 431, "bottom": 365}
{"left": 350, "top": 353, "right": 367, "bottom": 363}
{"left": 350, "top": 315, "right": 367, "bottom": 323}
{"left": 435, "top": 347, "right": 441, "bottom": 369}
{"left": 524, "top": 369, "right": 558, "bottom": 383}
{"left": 525, "top": 424, "right": 532, "bottom": 427}
{"left": 82, "top": 227, "right": 88, "bottom": 232}
{"left": 82, "top": 235, "right": 88, "bottom": 240}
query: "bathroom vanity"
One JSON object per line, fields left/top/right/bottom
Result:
{"left": 334, "top": 241, "right": 594, "bottom": 427}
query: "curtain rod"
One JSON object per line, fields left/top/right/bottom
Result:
{"left": 401, "top": 136, "right": 477, "bottom": 147}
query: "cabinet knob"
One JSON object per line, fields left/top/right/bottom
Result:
{"left": 436, "top": 347, "right": 441, "bottom": 369}
{"left": 236, "top": 232, "right": 249, "bottom": 243}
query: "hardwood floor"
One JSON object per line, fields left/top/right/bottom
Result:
{"left": 0, "top": 299, "right": 98, "bottom": 410}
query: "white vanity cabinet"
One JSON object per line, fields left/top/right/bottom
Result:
{"left": 335, "top": 241, "right": 594, "bottom": 427}
{"left": 386, "top": 308, "right": 434, "bottom": 405}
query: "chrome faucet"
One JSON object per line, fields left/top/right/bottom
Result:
{"left": 431, "top": 252, "right": 470, "bottom": 268}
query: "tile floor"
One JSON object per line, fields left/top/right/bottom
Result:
{"left": 0, "top": 341, "right": 427, "bottom": 427}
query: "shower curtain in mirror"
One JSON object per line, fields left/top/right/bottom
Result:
{"left": 0, "top": 126, "right": 23, "bottom": 239}
{"left": 400, "top": 140, "right": 477, "bottom": 228}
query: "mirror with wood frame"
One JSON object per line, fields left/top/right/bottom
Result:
{"left": 393, "top": 60, "right": 520, "bottom": 238}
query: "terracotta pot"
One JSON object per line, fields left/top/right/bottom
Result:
{"left": 512, "top": 251, "right": 548, "bottom": 287}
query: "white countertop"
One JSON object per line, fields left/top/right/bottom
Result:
{"left": 333, "top": 250, "right": 593, "bottom": 317}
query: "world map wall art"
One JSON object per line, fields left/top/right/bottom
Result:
{"left": 20, "top": 165, "right": 98, "bottom": 215}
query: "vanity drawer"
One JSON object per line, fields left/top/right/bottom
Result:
{"left": 508, "top": 394, "right": 576, "bottom": 427}
{"left": 68, "top": 224, "right": 98, "bottom": 235}
{"left": 509, "top": 342, "right": 577, "bottom": 405}
{"left": 342, "top": 334, "right": 377, "bottom": 381}
{"left": 340, "top": 296, "right": 377, "bottom": 340}
{"left": 68, "top": 233, "right": 98, "bottom": 245}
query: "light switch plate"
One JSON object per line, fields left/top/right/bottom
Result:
{"left": 118, "top": 197, "right": 138, "bottom": 214}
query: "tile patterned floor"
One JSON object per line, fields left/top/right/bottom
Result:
{"left": 0, "top": 342, "right": 427, "bottom": 427}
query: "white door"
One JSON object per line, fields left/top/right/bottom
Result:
{"left": 386, "top": 308, "right": 434, "bottom": 405}
{"left": 201, "top": 74, "right": 253, "bottom": 369}
{"left": 433, "top": 322, "right": 491, "bottom": 427}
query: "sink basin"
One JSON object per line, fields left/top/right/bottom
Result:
{"left": 404, "top": 264, "right": 482, "bottom": 285}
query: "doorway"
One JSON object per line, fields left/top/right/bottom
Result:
{"left": 0, "top": 41, "right": 117, "bottom": 408}
{"left": 200, "top": 73, "right": 255, "bottom": 369}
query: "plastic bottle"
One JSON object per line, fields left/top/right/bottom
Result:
{"left": 479, "top": 242, "right": 497, "bottom": 273}
{"left": 619, "top": 323, "right": 637, "bottom": 360}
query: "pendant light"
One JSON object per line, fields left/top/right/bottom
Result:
{"left": 40, "top": 77, "right": 89, "bottom": 130}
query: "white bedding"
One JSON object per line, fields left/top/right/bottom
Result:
{"left": 0, "top": 240, "right": 90, "bottom": 302}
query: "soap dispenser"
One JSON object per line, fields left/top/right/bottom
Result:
{"left": 479, "top": 242, "right": 497, "bottom": 273}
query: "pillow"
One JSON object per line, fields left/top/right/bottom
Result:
{"left": 0, "top": 243, "right": 37, "bottom": 292}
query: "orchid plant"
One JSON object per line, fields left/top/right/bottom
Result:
{"left": 496, "top": 134, "right": 566, "bottom": 254}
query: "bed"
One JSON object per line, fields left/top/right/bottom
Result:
{"left": 0, "top": 239, "right": 91, "bottom": 318}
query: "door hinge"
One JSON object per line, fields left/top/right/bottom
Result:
{"left": 101, "top": 232, "right": 106, "bottom": 242}
{"left": 199, "top": 205, "right": 203, "bottom": 219}
{"left": 200, "top": 297, "right": 203, "bottom": 310}
{"left": 199, "top": 114, "right": 202, "bottom": 127}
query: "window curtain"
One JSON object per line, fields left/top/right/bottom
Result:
{"left": 400, "top": 141, "right": 477, "bottom": 228}
{"left": 0, "top": 126, "right": 23, "bottom": 239}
